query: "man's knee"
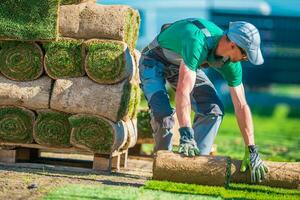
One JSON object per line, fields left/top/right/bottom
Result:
{"left": 149, "top": 90, "right": 173, "bottom": 121}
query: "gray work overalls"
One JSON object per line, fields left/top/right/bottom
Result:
{"left": 138, "top": 19, "right": 225, "bottom": 155}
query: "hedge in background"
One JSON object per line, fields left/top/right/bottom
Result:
{"left": 33, "top": 109, "right": 71, "bottom": 147}
{"left": 84, "top": 40, "right": 133, "bottom": 84}
{"left": 0, "top": 41, "right": 43, "bottom": 81}
{"left": 0, "top": 0, "right": 59, "bottom": 40}
{"left": 69, "top": 115, "right": 115, "bottom": 153}
{"left": 137, "top": 110, "right": 152, "bottom": 139}
{"left": 44, "top": 40, "right": 85, "bottom": 79}
{"left": 0, "top": 106, "right": 35, "bottom": 143}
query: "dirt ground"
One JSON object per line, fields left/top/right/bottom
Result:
{"left": 0, "top": 156, "right": 153, "bottom": 200}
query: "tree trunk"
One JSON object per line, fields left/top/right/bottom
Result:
{"left": 0, "top": 75, "right": 52, "bottom": 110}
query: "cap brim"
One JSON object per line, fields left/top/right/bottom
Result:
{"left": 247, "top": 47, "right": 264, "bottom": 65}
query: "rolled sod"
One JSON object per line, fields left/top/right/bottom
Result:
{"left": 50, "top": 77, "right": 138, "bottom": 122}
{"left": 231, "top": 160, "right": 300, "bottom": 189}
{"left": 121, "top": 119, "right": 138, "bottom": 150}
{"left": 0, "top": 41, "right": 44, "bottom": 81}
{"left": 69, "top": 114, "right": 128, "bottom": 153}
{"left": 59, "top": 4, "right": 140, "bottom": 49}
{"left": 0, "top": 0, "right": 59, "bottom": 40}
{"left": 43, "top": 40, "right": 85, "bottom": 79}
{"left": 0, "top": 106, "right": 35, "bottom": 144}
{"left": 60, "top": 0, "right": 96, "bottom": 5}
{"left": 0, "top": 75, "right": 52, "bottom": 110}
{"left": 84, "top": 39, "right": 134, "bottom": 84}
{"left": 153, "top": 151, "right": 300, "bottom": 189}
{"left": 33, "top": 109, "right": 72, "bottom": 147}
{"left": 153, "top": 151, "right": 230, "bottom": 187}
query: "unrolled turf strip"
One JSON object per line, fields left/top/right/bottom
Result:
{"left": 0, "top": 41, "right": 43, "bottom": 81}
{"left": 33, "top": 109, "right": 72, "bottom": 147}
{"left": 0, "top": 106, "right": 35, "bottom": 144}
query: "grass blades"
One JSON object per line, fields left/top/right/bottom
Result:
{"left": 43, "top": 184, "right": 218, "bottom": 200}
{"left": 0, "top": 0, "right": 59, "bottom": 40}
{"left": 33, "top": 110, "right": 71, "bottom": 147}
{"left": 69, "top": 115, "right": 114, "bottom": 153}
{"left": 44, "top": 40, "right": 84, "bottom": 79}
{"left": 0, "top": 106, "right": 35, "bottom": 143}
{"left": 145, "top": 180, "right": 300, "bottom": 200}
{"left": 137, "top": 109, "right": 152, "bottom": 139}
{"left": 0, "top": 41, "right": 43, "bottom": 81}
{"left": 85, "top": 40, "right": 129, "bottom": 84}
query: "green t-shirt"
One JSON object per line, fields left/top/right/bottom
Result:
{"left": 157, "top": 18, "right": 242, "bottom": 87}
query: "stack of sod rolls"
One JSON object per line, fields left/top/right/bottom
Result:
{"left": 0, "top": 0, "right": 141, "bottom": 154}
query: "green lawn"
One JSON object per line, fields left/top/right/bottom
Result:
{"left": 42, "top": 181, "right": 300, "bottom": 200}
{"left": 43, "top": 184, "right": 219, "bottom": 200}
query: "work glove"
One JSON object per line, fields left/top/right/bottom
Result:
{"left": 178, "top": 127, "right": 200, "bottom": 157}
{"left": 240, "top": 145, "right": 269, "bottom": 183}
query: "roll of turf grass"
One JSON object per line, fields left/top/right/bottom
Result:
{"left": 0, "top": 41, "right": 43, "bottom": 81}
{"left": 0, "top": 106, "right": 35, "bottom": 143}
{"left": 33, "top": 109, "right": 72, "bottom": 147}
{"left": 69, "top": 114, "right": 128, "bottom": 154}
{"left": 84, "top": 39, "right": 133, "bottom": 84}
{"left": 44, "top": 40, "right": 84, "bottom": 79}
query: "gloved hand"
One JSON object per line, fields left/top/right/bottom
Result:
{"left": 240, "top": 145, "right": 269, "bottom": 183}
{"left": 178, "top": 127, "right": 200, "bottom": 157}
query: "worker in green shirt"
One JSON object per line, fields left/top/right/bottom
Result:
{"left": 138, "top": 18, "right": 268, "bottom": 183}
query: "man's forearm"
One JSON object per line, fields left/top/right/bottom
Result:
{"left": 175, "top": 90, "right": 192, "bottom": 127}
{"left": 235, "top": 104, "right": 255, "bottom": 145}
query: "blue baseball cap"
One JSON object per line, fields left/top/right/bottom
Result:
{"left": 225, "top": 21, "right": 264, "bottom": 65}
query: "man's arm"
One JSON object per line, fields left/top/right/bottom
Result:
{"left": 229, "top": 84, "right": 268, "bottom": 183}
{"left": 176, "top": 60, "right": 196, "bottom": 127}
{"left": 176, "top": 60, "right": 200, "bottom": 156}
{"left": 229, "top": 84, "right": 254, "bottom": 145}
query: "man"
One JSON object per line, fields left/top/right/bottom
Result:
{"left": 138, "top": 18, "right": 268, "bottom": 183}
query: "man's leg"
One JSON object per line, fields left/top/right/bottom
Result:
{"left": 191, "top": 69, "right": 224, "bottom": 155}
{"left": 139, "top": 54, "right": 174, "bottom": 152}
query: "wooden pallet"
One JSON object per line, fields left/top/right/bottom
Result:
{"left": 0, "top": 142, "right": 128, "bottom": 172}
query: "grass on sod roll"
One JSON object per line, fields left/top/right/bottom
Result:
{"left": 117, "top": 82, "right": 139, "bottom": 121}
{"left": 60, "top": 0, "right": 89, "bottom": 4}
{"left": 0, "top": 106, "right": 34, "bottom": 143}
{"left": 43, "top": 40, "right": 84, "bottom": 79}
{"left": 43, "top": 184, "right": 218, "bottom": 200}
{"left": 85, "top": 40, "right": 128, "bottom": 84}
{"left": 34, "top": 110, "right": 71, "bottom": 147}
{"left": 145, "top": 180, "right": 300, "bottom": 200}
{"left": 0, "top": 41, "right": 43, "bottom": 81}
{"left": 0, "top": 0, "right": 59, "bottom": 40}
{"left": 69, "top": 115, "right": 114, "bottom": 153}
